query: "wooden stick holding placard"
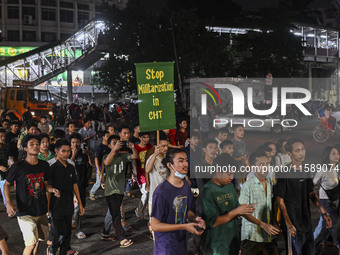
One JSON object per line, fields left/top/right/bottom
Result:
{"left": 157, "top": 130, "right": 159, "bottom": 146}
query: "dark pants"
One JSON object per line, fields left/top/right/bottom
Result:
{"left": 50, "top": 213, "right": 72, "bottom": 255}
{"left": 73, "top": 187, "right": 86, "bottom": 232}
{"left": 241, "top": 240, "right": 278, "bottom": 255}
{"left": 106, "top": 194, "right": 125, "bottom": 241}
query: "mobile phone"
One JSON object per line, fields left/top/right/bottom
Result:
{"left": 194, "top": 226, "right": 203, "bottom": 232}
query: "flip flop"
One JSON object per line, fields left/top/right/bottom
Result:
{"left": 67, "top": 250, "right": 79, "bottom": 255}
{"left": 100, "top": 234, "right": 117, "bottom": 241}
{"left": 120, "top": 239, "right": 133, "bottom": 248}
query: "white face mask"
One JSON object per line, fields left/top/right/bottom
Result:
{"left": 170, "top": 163, "right": 186, "bottom": 179}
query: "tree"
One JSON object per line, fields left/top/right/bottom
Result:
{"left": 96, "top": 0, "right": 234, "bottom": 100}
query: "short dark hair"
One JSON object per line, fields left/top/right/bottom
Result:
{"left": 67, "top": 121, "right": 76, "bottom": 128}
{"left": 105, "top": 124, "right": 114, "bottom": 130}
{"left": 202, "top": 138, "right": 218, "bottom": 148}
{"left": 83, "top": 118, "right": 92, "bottom": 123}
{"left": 1, "top": 119, "right": 9, "bottom": 124}
{"left": 69, "top": 133, "right": 82, "bottom": 142}
{"left": 54, "top": 129, "right": 66, "bottom": 139}
{"left": 133, "top": 123, "right": 140, "bottom": 130}
{"left": 162, "top": 148, "right": 186, "bottom": 169}
{"left": 0, "top": 128, "right": 6, "bottom": 135}
{"left": 9, "top": 121, "right": 19, "bottom": 126}
{"left": 285, "top": 138, "right": 304, "bottom": 153}
{"left": 232, "top": 124, "right": 244, "bottom": 131}
{"left": 108, "top": 135, "right": 120, "bottom": 145}
{"left": 139, "top": 132, "right": 150, "bottom": 137}
{"left": 220, "top": 140, "right": 233, "bottom": 150}
{"left": 26, "top": 121, "right": 37, "bottom": 130}
{"left": 218, "top": 128, "right": 229, "bottom": 135}
{"left": 99, "top": 130, "right": 110, "bottom": 138}
{"left": 276, "top": 139, "right": 287, "bottom": 154}
{"left": 39, "top": 133, "right": 50, "bottom": 144}
{"left": 189, "top": 131, "right": 200, "bottom": 139}
{"left": 213, "top": 153, "right": 238, "bottom": 172}
{"left": 118, "top": 125, "right": 130, "bottom": 133}
{"left": 22, "top": 134, "right": 41, "bottom": 148}
{"left": 178, "top": 117, "right": 187, "bottom": 124}
{"left": 159, "top": 132, "right": 168, "bottom": 141}
{"left": 55, "top": 139, "right": 71, "bottom": 150}
{"left": 249, "top": 151, "right": 268, "bottom": 166}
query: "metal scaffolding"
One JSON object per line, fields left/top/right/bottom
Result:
{"left": 0, "top": 18, "right": 106, "bottom": 88}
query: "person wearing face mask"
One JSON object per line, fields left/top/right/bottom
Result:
{"left": 239, "top": 151, "right": 280, "bottom": 255}
{"left": 150, "top": 148, "right": 206, "bottom": 255}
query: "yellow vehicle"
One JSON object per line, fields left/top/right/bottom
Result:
{"left": 0, "top": 82, "right": 53, "bottom": 120}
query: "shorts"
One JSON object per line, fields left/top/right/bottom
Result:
{"left": 0, "top": 225, "right": 8, "bottom": 241}
{"left": 17, "top": 214, "right": 48, "bottom": 246}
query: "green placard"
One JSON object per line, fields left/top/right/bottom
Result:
{"left": 136, "top": 62, "right": 176, "bottom": 132}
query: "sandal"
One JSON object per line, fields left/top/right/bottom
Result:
{"left": 67, "top": 250, "right": 79, "bottom": 255}
{"left": 100, "top": 233, "right": 117, "bottom": 241}
{"left": 76, "top": 231, "right": 86, "bottom": 239}
{"left": 120, "top": 239, "right": 133, "bottom": 248}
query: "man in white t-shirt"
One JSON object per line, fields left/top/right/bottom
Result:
{"left": 145, "top": 139, "right": 169, "bottom": 216}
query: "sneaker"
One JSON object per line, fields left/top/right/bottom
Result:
{"left": 76, "top": 231, "right": 86, "bottom": 239}
{"left": 89, "top": 193, "right": 95, "bottom": 201}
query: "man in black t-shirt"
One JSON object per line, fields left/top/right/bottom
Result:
{"left": 274, "top": 138, "right": 331, "bottom": 255}
{"left": 4, "top": 135, "right": 59, "bottom": 255}
{"left": 46, "top": 139, "right": 84, "bottom": 255}
{"left": 5, "top": 121, "right": 19, "bottom": 163}
{"left": 89, "top": 130, "right": 110, "bottom": 200}
{"left": 69, "top": 133, "right": 94, "bottom": 239}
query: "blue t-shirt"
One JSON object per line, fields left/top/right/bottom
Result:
{"left": 151, "top": 179, "right": 193, "bottom": 255}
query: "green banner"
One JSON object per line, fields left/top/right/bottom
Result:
{"left": 136, "top": 62, "right": 176, "bottom": 132}
{"left": 0, "top": 47, "right": 36, "bottom": 57}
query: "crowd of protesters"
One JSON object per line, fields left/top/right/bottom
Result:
{"left": 0, "top": 102, "right": 339, "bottom": 255}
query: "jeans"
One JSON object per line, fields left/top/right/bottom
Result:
{"left": 105, "top": 194, "right": 125, "bottom": 241}
{"left": 50, "top": 213, "right": 72, "bottom": 255}
{"left": 0, "top": 180, "right": 6, "bottom": 207}
{"left": 90, "top": 170, "right": 101, "bottom": 195}
{"left": 291, "top": 230, "right": 314, "bottom": 255}
{"left": 73, "top": 188, "right": 86, "bottom": 232}
{"left": 137, "top": 183, "right": 149, "bottom": 216}
{"left": 102, "top": 209, "right": 112, "bottom": 235}
{"left": 314, "top": 199, "right": 339, "bottom": 254}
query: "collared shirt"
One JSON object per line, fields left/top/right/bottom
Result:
{"left": 78, "top": 127, "right": 96, "bottom": 151}
{"left": 38, "top": 151, "right": 55, "bottom": 162}
{"left": 239, "top": 176, "right": 273, "bottom": 243}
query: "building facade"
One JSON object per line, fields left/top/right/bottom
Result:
{"left": 0, "top": 0, "right": 127, "bottom": 47}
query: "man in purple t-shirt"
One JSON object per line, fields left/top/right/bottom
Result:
{"left": 151, "top": 148, "right": 206, "bottom": 254}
